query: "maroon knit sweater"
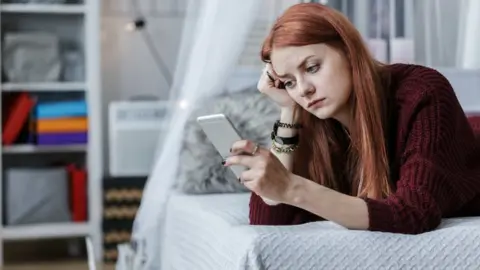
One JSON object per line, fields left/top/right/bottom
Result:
{"left": 249, "top": 64, "right": 480, "bottom": 234}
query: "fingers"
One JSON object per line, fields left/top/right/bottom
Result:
{"left": 239, "top": 170, "right": 262, "bottom": 194}
{"left": 265, "top": 63, "right": 275, "bottom": 79}
{"left": 265, "top": 64, "right": 277, "bottom": 86}
{"left": 239, "top": 169, "right": 256, "bottom": 183}
{"left": 258, "top": 64, "right": 276, "bottom": 91}
{"left": 266, "top": 71, "right": 275, "bottom": 82}
{"left": 230, "top": 140, "right": 265, "bottom": 156}
{"left": 265, "top": 64, "right": 285, "bottom": 89}
{"left": 225, "top": 140, "right": 268, "bottom": 168}
{"left": 224, "top": 154, "right": 256, "bottom": 168}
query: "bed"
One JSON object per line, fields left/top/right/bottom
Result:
{"left": 161, "top": 191, "right": 480, "bottom": 270}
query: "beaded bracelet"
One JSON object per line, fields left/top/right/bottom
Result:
{"left": 271, "top": 139, "right": 298, "bottom": 154}
{"left": 275, "top": 120, "right": 303, "bottom": 129}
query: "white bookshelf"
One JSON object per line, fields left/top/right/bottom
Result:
{"left": 3, "top": 222, "right": 90, "bottom": 240}
{"left": 2, "top": 82, "right": 86, "bottom": 92}
{"left": 0, "top": 0, "right": 103, "bottom": 266}
{"left": 0, "top": 3, "right": 86, "bottom": 14}
{"left": 3, "top": 144, "right": 86, "bottom": 154}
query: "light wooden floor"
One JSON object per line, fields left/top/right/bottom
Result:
{"left": 2, "top": 262, "right": 115, "bottom": 270}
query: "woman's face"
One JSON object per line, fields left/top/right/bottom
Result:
{"left": 270, "top": 43, "right": 352, "bottom": 126}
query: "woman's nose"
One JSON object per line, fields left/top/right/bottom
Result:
{"left": 300, "top": 82, "right": 315, "bottom": 97}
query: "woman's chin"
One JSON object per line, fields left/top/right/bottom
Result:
{"left": 310, "top": 107, "right": 333, "bottom": 120}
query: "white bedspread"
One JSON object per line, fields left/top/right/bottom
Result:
{"left": 161, "top": 191, "right": 480, "bottom": 270}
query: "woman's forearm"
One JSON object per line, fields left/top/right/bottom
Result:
{"left": 271, "top": 107, "right": 299, "bottom": 171}
{"left": 285, "top": 174, "right": 370, "bottom": 230}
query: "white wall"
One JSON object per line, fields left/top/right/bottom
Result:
{"left": 101, "top": 0, "right": 185, "bottom": 100}
{"left": 101, "top": 0, "right": 186, "bottom": 170}
{"left": 99, "top": 0, "right": 476, "bottom": 170}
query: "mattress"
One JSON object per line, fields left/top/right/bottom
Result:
{"left": 161, "top": 191, "right": 480, "bottom": 270}
{"left": 161, "top": 191, "right": 253, "bottom": 270}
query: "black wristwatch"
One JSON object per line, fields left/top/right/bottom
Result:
{"left": 272, "top": 120, "right": 301, "bottom": 145}
{"left": 271, "top": 131, "right": 299, "bottom": 145}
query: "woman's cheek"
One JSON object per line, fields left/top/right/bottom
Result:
{"left": 290, "top": 92, "right": 302, "bottom": 105}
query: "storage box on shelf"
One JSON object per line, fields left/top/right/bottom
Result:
{"left": 1, "top": 14, "right": 86, "bottom": 84}
{"left": 0, "top": 0, "right": 102, "bottom": 266}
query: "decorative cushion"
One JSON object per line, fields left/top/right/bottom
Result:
{"left": 175, "top": 87, "right": 280, "bottom": 194}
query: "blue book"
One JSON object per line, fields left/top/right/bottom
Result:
{"left": 36, "top": 100, "right": 87, "bottom": 119}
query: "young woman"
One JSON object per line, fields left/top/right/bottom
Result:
{"left": 224, "top": 3, "right": 480, "bottom": 234}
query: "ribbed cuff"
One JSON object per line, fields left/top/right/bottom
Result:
{"left": 249, "top": 192, "right": 298, "bottom": 225}
{"left": 363, "top": 197, "right": 397, "bottom": 232}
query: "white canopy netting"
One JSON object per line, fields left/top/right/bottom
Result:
{"left": 128, "top": 0, "right": 266, "bottom": 268}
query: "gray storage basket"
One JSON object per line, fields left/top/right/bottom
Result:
{"left": 2, "top": 32, "right": 62, "bottom": 83}
{"left": 5, "top": 167, "right": 71, "bottom": 225}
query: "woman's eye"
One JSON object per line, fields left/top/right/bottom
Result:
{"left": 306, "top": 65, "right": 319, "bottom": 74}
{"left": 284, "top": 81, "right": 295, "bottom": 89}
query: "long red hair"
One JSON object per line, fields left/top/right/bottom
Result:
{"left": 261, "top": 3, "right": 392, "bottom": 199}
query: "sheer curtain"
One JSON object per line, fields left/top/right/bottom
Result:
{"left": 129, "top": 0, "right": 261, "bottom": 269}
{"left": 456, "top": 0, "right": 480, "bottom": 69}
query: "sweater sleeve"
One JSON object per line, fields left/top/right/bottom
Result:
{"left": 249, "top": 192, "right": 296, "bottom": 225}
{"left": 364, "top": 79, "right": 479, "bottom": 234}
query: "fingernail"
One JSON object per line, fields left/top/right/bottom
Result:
{"left": 229, "top": 148, "right": 232, "bottom": 153}
{"left": 238, "top": 178, "right": 241, "bottom": 183}
{"left": 266, "top": 72, "right": 274, "bottom": 81}
{"left": 221, "top": 160, "right": 226, "bottom": 165}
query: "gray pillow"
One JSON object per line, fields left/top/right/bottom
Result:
{"left": 175, "top": 87, "right": 280, "bottom": 194}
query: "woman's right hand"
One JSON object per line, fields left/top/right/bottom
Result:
{"left": 257, "top": 64, "right": 296, "bottom": 109}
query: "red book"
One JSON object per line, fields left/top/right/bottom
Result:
{"left": 2, "top": 92, "right": 35, "bottom": 145}
{"left": 68, "top": 164, "right": 88, "bottom": 222}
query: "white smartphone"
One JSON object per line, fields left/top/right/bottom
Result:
{"left": 196, "top": 113, "right": 245, "bottom": 178}
{"left": 197, "top": 113, "right": 280, "bottom": 206}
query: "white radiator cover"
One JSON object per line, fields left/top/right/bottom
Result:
{"left": 109, "top": 101, "right": 170, "bottom": 177}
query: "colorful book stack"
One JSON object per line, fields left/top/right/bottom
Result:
{"left": 35, "top": 100, "right": 88, "bottom": 145}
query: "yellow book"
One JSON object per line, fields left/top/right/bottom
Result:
{"left": 37, "top": 117, "right": 88, "bottom": 133}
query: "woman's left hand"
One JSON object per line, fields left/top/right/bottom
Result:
{"left": 225, "top": 140, "right": 294, "bottom": 203}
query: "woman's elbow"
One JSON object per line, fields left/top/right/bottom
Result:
{"left": 396, "top": 208, "right": 442, "bottom": 235}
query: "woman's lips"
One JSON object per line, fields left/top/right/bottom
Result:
{"left": 307, "top": 98, "right": 326, "bottom": 108}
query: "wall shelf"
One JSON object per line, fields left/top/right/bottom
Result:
{"left": 1, "top": 82, "right": 86, "bottom": 92}
{"left": 0, "top": 4, "right": 85, "bottom": 14}
{"left": 2, "top": 144, "right": 86, "bottom": 154}
{"left": 2, "top": 222, "right": 90, "bottom": 241}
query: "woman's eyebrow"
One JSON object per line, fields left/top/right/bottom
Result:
{"left": 275, "top": 55, "right": 316, "bottom": 78}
